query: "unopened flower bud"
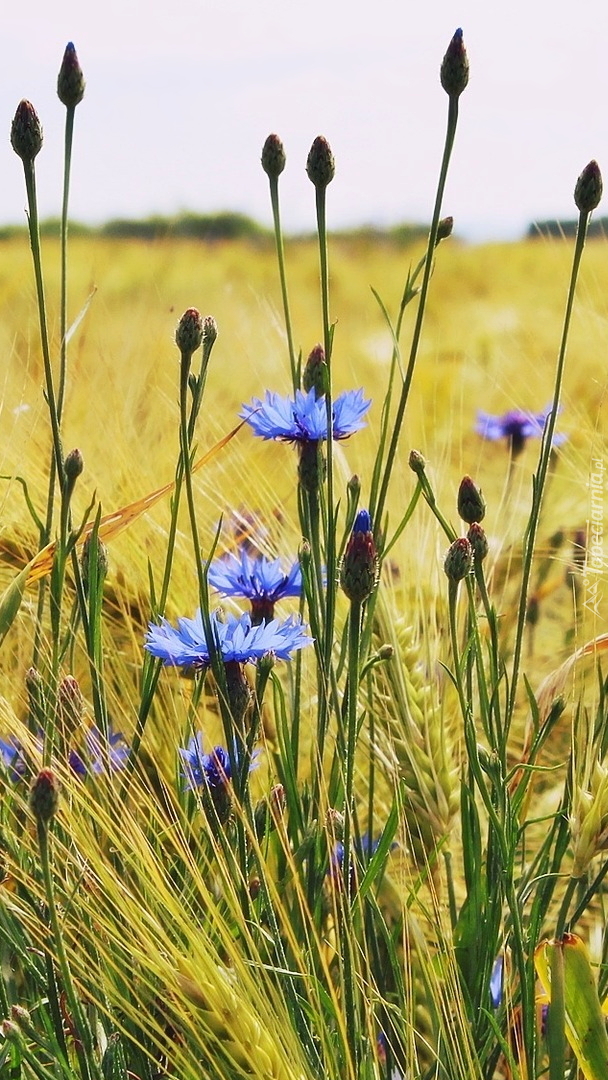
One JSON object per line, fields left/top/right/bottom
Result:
{"left": 175, "top": 308, "right": 204, "bottom": 356}
{"left": 408, "top": 449, "right": 426, "bottom": 477}
{"left": 11, "top": 100, "right": 43, "bottom": 163}
{"left": 202, "top": 315, "right": 218, "bottom": 348}
{"left": 377, "top": 644, "right": 394, "bottom": 662}
{"left": 10, "top": 1005, "right": 30, "bottom": 1027}
{"left": 29, "top": 768, "right": 60, "bottom": 825}
{"left": 340, "top": 509, "right": 379, "bottom": 603}
{"left": 81, "top": 535, "right": 108, "bottom": 592}
{"left": 444, "top": 537, "right": 473, "bottom": 582}
{"left": 440, "top": 29, "right": 469, "bottom": 98}
{"left": 261, "top": 134, "right": 286, "bottom": 179}
{"left": 57, "top": 42, "right": 85, "bottom": 108}
{"left": 457, "top": 475, "right": 486, "bottom": 524}
{"left": 467, "top": 522, "right": 489, "bottom": 563}
{"left": 58, "top": 675, "right": 84, "bottom": 739}
{"left": 306, "top": 136, "right": 335, "bottom": 189}
{"left": 574, "top": 160, "right": 603, "bottom": 214}
{"left": 302, "top": 344, "right": 327, "bottom": 397}
{"left": 436, "top": 216, "right": 454, "bottom": 244}
{"left": 63, "top": 448, "right": 84, "bottom": 503}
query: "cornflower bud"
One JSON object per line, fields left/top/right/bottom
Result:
{"left": 440, "top": 29, "right": 469, "bottom": 98}
{"left": 202, "top": 315, "right": 218, "bottom": 348}
{"left": 175, "top": 307, "right": 204, "bottom": 356}
{"left": 11, "top": 100, "right": 43, "bottom": 163}
{"left": 306, "top": 135, "right": 335, "bottom": 189}
{"left": 261, "top": 133, "right": 286, "bottom": 179}
{"left": 436, "top": 216, "right": 454, "bottom": 243}
{"left": 58, "top": 675, "right": 84, "bottom": 740}
{"left": 81, "top": 535, "right": 108, "bottom": 592}
{"left": 63, "top": 448, "right": 84, "bottom": 504}
{"left": 57, "top": 42, "right": 85, "bottom": 108}
{"left": 29, "top": 768, "right": 60, "bottom": 825}
{"left": 574, "top": 160, "right": 603, "bottom": 214}
{"left": 408, "top": 449, "right": 426, "bottom": 477}
{"left": 467, "top": 522, "right": 489, "bottom": 564}
{"left": 302, "top": 344, "right": 327, "bottom": 397}
{"left": 340, "top": 509, "right": 379, "bottom": 603}
{"left": 457, "top": 475, "right": 486, "bottom": 524}
{"left": 444, "top": 537, "right": 473, "bottom": 582}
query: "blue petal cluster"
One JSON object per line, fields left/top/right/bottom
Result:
{"left": 240, "top": 387, "right": 370, "bottom": 443}
{"left": 69, "top": 726, "right": 130, "bottom": 778}
{"left": 207, "top": 549, "right": 302, "bottom": 603}
{"left": 0, "top": 737, "right": 27, "bottom": 781}
{"left": 179, "top": 731, "right": 259, "bottom": 792}
{"left": 476, "top": 406, "right": 566, "bottom": 449}
{"left": 489, "top": 954, "right": 504, "bottom": 1009}
{"left": 146, "top": 609, "right": 313, "bottom": 667}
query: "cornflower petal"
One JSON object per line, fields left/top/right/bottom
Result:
{"left": 146, "top": 609, "right": 313, "bottom": 668}
{"left": 208, "top": 549, "right": 302, "bottom": 603}
{"left": 475, "top": 405, "right": 566, "bottom": 449}
{"left": 240, "top": 386, "right": 370, "bottom": 443}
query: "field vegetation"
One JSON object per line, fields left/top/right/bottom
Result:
{"left": 0, "top": 30, "right": 606, "bottom": 1080}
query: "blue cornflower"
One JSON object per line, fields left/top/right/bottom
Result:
{"left": 476, "top": 406, "right": 566, "bottom": 456}
{"left": 145, "top": 609, "right": 312, "bottom": 668}
{"left": 0, "top": 736, "right": 27, "bottom": 781}
{"left": 329, "top": 832, "right": 397, "bottom": 886}
{"left": 208, "top": 549, "right": 302, "bottom": 623}
{"left": 179, "top": 731, "right": 259, "bottom": 792}
{"left": 69, "top": 726, "right": 130, "bottom": 778}
{"left": 489, "top": 954, "right": 504, "bottom": 1009}
{"left": 240, "top": 386, "right": 371, "bottom": 443}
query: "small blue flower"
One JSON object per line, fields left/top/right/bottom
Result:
{"left": 476, "top": 406, "right": 566, "bottom": 455}
{"left": 0, "top": 737, "right": 27, "bottom": 781}
{"left": 145, "top": 609, "right": 313, "bottom": 668}
{"left": 69, "top": 726, "right": 130, "bottom": 778}
{"left": 329, "top": 832, "right": 397, "bottom": 883}
{"left": 240, "top": 386, "right": 370, "bottom": 443}
{"left": 208, "top": 549, "right": 301, "bottom": 607}
{"left": 179, "top": 731, "right": 259, "bottom": 792}
{"left": 489, "top": 954, "right": 504, "bottom": 1009}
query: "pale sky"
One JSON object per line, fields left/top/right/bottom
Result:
{"left": 4, "top": 1, "right": 608, "bottom": 241}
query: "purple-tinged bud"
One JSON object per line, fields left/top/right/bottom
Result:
{"left": 347, "top": 474, "right": 361, "bottom": 501}
{"left": 58, "top": 675, "right": 84, "bottom": 739}
{"left": 1, "top": 1020, "right": 21, "bottom": 1041}
{"left": 11, "top": 100, "right": 43, "bottom": 163}
{"left": 574, "top": 160, "right": 603, "bottom": 214}
{"left": 10, "top": 1005, "right": 30, "bottom": 1027}
{"left": 175, "top": 307, "right": 204, "bottom": 356}
{"left": 444, "top": 537, "right": 473, "bottom": 582}
{"left": 29, "top": 768, "right": 60, "bottom": 825}
{"left": 440, "top": 29, "right": 469, "bottom": 98}
{"left": 249, "top": 877, "right": 261, "bottom": 900}
{"left": 457, "top": 475, "right": 486, "bottom": 524}
{"left": 340, "top": 509, "right": 379, "bottom": 603}
{"left": 302, "top": 344, "right": 327, "bottom": 397}
{"left": 261, "top": 134, "right": 286, "bottom": 180}
{"left": 202, "top": 316, "right": 218, "bottom": 348}
{"left": 467, "top": 523, "right": 489, "bottom": 564}
{"left": 436, "top": 216, "right": 454, "bottom": 244}
{"left": 25, "top": 666, "right": 44, "bottom": 703}
{"left": 270, "top": 783, "right": 286, "bottom": 821}
{"left": 63, "top": 448, "right": 84, "bottom": 504}
{"left": 408, "top": 449, "right": 426, "bottom": 477}
{"left": 57, "top": 42, "right": 85, "bottom": 108}
{"left": 306, "top": 136, "right": 335, "bottom": 189}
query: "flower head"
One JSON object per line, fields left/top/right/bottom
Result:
{"left": 146, "top": 609, "right": 312, "bottom": 668}
{"left": 179, "top": 731, "right": 259, "bottom": 792}
{"left": 68, "top": 726, "right": 130, "bottom": 778}
{"left": 340, "top": 509, "right": 379, "bottom": 604}
{"left": 475, "top": 406, "right": 566, "bottom": 456}
{"left": 240, "top": 386, "right": 370, "bottom": 444}
{"left": 208, "top": 549, "right": 302, "bottom": 623}
{"left": 0, "top": 737, "right": 27, "bottom": 781}
{"left": 489, "top": 954, "right": 504, "bottom": 1009}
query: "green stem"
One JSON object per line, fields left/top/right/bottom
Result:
{"left": 507, "top": 210, "right": 590, "bottom": 731}
{"left": 37, "top": 820, "right": 101, "bottom": 1080}
{"left": 268, "top": 176, "right": 297, "bottom": 392}
{"left": 372, "top": 96, "right": 459, "bottom": 530}
{"left": 58, "top": 106, "right": 75, "bottom": 422}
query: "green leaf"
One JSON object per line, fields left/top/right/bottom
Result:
{"left": 535, "top": 933, "right": 608, "bottom": 1080}
{"left": 0, "top": 563, "right": 30, "bottom": 645}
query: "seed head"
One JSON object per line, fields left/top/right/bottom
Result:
{"left": 457, "top": 475, "right": 486, "bottom": 524}
{"left": 57, "top": 42, "right": 85, "bottom": 108}
{"left": 261, "top": 134, "right": 286, "bottom": 180}
{"left": 440, "top": 29, "right": 469, "bottom": 98}
{"left": 340, "top": 509, "right": 379, "bottom": 604}
{"left": 11, "top": 100, "right": 43, "bottom": 164}
{"left": 574, "top": 160, "right": 603, "bottom": 214}
{"left": 175, "top": 307, "right": 204, "bottom": 356}
{"left": 444, "top": 537, "right": 473, "bottom": 582}
{"left": 302, "top": 344, "right": 327, "bottom": 397}
{"left": 306, "top": 136, "right": 335, "bottom": 189}
{"left": 29, "top": 768, "right": 60, "bottom": 825}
